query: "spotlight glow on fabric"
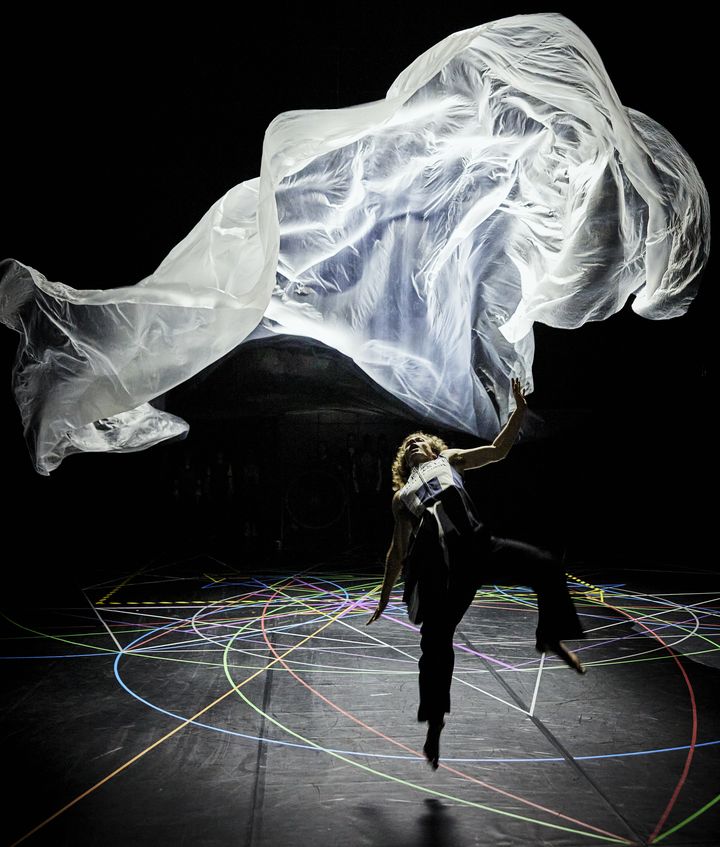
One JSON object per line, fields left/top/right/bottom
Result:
{"left": 0, "top": 13, "right": 710, "bottom": 473}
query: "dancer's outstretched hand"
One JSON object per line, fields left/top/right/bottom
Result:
{"left": 511, "top": 377, "right": 527, "bottom": 408}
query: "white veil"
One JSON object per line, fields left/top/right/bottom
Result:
{"left": 0, "top": 13, "right": 709, "bottom": 473}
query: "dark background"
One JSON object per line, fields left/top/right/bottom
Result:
{"left": 0, "top": 6, "right": 713, "bottom": 584}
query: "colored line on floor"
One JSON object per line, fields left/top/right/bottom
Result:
{"left": 9, "top": 580, "right": 380, "bottom": 847}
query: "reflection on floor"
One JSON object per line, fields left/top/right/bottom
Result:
{"left": 2, "top": 558, "right": 719, "bottom": 846}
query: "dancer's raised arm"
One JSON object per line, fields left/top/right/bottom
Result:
{"left": 443, "top": 378, "right": 527, "bottom": 472}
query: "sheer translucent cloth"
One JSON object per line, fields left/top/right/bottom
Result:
{"left": 0, "top": 13, "right": 709, "bottom": 473}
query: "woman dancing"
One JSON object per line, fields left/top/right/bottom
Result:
{"left": 367, "top": 380, "right": 585, "bottom": 769}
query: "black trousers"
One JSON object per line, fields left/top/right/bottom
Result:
{"left": 415, "top": 535, "right": 585, "bottom": 724}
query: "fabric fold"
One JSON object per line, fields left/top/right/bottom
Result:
{"left": 0, "top": 12, "right": 709, "bottom": 473}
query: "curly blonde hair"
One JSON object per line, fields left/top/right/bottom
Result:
{"left": 391, "top": 431, "right": 449, "bottom": 491}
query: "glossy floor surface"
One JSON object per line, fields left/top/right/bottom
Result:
{"left": 3, "top": 558, "right": 719, "bottom": 846}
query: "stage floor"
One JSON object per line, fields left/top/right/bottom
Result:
{"left": 3, "top": 557, "right": 719, "bottom": 846}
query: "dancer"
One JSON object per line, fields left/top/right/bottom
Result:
{"left": 367, "top": 380, "right": 585, "bottom": 769}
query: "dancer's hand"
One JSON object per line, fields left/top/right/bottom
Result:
{"left": 367, "top": 598, "right": 388, "bottom": 624}
{"left": 511, "top": 377, "right": 527, "bottom": 408}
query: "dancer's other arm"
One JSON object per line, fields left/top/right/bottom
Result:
{"left": 367, "top": 494, "right": 413, "bottom": 624}
{"left": 443, "top": 378, "right": 527, "bottom": 472}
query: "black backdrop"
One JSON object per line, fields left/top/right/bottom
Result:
{"left": 0, "top": 5, "right": 713, "bottom": 579}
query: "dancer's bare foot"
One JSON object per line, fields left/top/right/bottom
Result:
{"left": 538, "top": 641, "right": 586, "bottom": 674}
{"left": 423, "top": 721, "right": 444, "bottom": 769}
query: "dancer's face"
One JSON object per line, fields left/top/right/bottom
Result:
{"left": 404, "top": 435, "right": 437, "bottom": 469}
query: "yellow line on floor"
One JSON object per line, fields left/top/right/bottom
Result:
{"left": 11, "top": 580, "right": 377, "bottom": 846}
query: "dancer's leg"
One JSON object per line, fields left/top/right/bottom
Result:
{"left": 417, "top": 574, "right": 476, "bottom": 767}
{"left": 487, "top": 537, "right": 585, "bottom": 671}
{"left": 418, "top": 615, "right": 456, "bottom": 723}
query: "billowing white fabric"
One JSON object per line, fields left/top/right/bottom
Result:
{"left": 0, "top": 13, "right": 709, "bottom": 474}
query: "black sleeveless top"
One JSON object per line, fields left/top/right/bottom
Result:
{"left": 398, "top": 455, "right": 489, "bottom": 623}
